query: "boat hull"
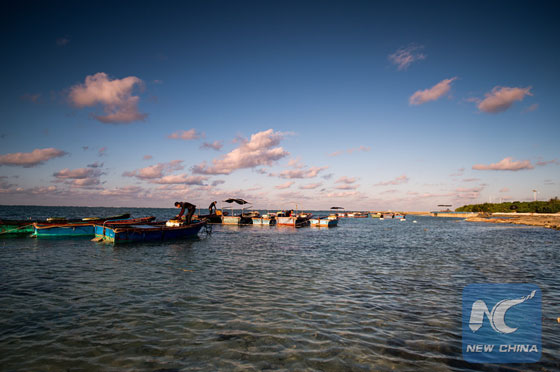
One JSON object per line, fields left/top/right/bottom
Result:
{"left": 222, "top": 216, "right": 253, "bottom": 225}
{"left": 251, "top": 217, "right": 276, "bottom": 225}
{"left": 95, "top": 221, "right": 206, "bottom": 244}
{"left": 0, "top": 221, "right": 35, "bottom": 237}
{"left": 276, "top": 216, "right": 309, "bottom": 227}
{"left": 33, "top": 216, "right": 155, "bottom": 238}
{"left": 309, "top": 218, "right": 338, "bottom": 227}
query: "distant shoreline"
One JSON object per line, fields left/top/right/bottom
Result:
{"left": 466, "top": 214, "right": 560, "bottom": 230}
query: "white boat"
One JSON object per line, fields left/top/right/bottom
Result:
{"left": 310, "top": 215, "right": 338, "bottom": 227}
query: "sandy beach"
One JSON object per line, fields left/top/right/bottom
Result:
{"left": 466, "top": 214, "right": 560, "bottom": 230}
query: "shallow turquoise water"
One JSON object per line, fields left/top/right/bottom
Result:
{"left": 0, "top": 206, "right": 559, "bottom": 371}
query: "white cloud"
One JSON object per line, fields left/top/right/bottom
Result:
{"left": 388, "top": 44, "right": 426, "bottom": 70}
{"left": 409, "top": 77, "right": 457, "bottom": 105}
{"left": 192, "top": 129, "right": 289, "bottom": 175}
{"left": 276, "top": 166, "right": 328, "bottom": 179}
{"left": 201, "top": 141, "right": 223, "bottom": 151}
{"left": 375, "top": 174, "right": 409, "bottom": 186}
{"left": 275, "top": 181, "right": 294, "bottom": 189}
{"left": 123, "top": 160, "right": 184, "bottom": 179}
{"left": 168, "top": 129, "right": 203, "bottom": 140}
{"left": 68, "top": 72, "right": 147, "bottom": 124}
{"left": 477, "top": 86, "right": 532, "bottom": 113}
{"left": 472, "top": 157, "right": 533, "bottom": 171}
{"left": 300, "top": 182, "right": 322, "bottom": 190}
{"left": 335, "top": 176, "right": 357, "bottom": 184}
{"left": 0, "top": 148, "right": 67, "bottom": 167}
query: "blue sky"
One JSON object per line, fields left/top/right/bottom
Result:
{"left": 0, "top": 1, "right": 558, "bottom": 210}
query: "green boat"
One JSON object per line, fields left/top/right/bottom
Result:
{"left": 1, "top": 213, "right": 132, "bottom": 238}
{"left": 0, "top": 220, "right": 36, "bottom": 237}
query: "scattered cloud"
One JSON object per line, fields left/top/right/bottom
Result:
{"left": 335, "top": 184, "right": 358, "bottom": 190}
{"left": 82, "top": 146, "right": 89, "bottom": 151}
{"left": 476, "top": 86, "right": 532, "bottom": 113}
{"left": 123, "top": 160, "right": 184, "bottom": 180}
{"left": 276, "top": 166, "right": 328, "bottom": 179}
{"left": 150, "top": 174, "right": 208, "bottom": 185}
{"left": 192, "top": 129, "right": 289, "bottom": 175}
{"left": 388, "top": 44, "right": 426, "bottom": 70}
{"left": 98, "top": 147, "right": 107, "bottom": 156}
{"left": 499, "top": 187, "right": 510, "bottom": 193}
{"left": 68, "top": 72, "right": 147, "bottom": 124}
{"left": 300, "top": 182, "right": 322, "bottom": 190}
{"left": 87, "top": 161, "right": 103, "bottom": 168}
{"left": 53, "top": 167, "right": 104, "bottom": 188}
{"left": 326, "top": 191, "right": 359, "bottom": 198}
{"left": 168, "top": 129, "right": 204, "bottom": 140}
{"left": 143, "top": 154, "right": 153, "bottom": 160}
{"left": 409, "top": 77, "right": 457, "bottom": 105}
{"left": 54, "top": 168, "right": 101, "bottom": 179}
{"left": 535, "top": 159, "right": 559, "bottom": 166}
{"left": 99, "top": 185, "right": 145, "bottom": 197}
{"left": 0, "top": 148, "right": 67, "bottom": 167}
{"left": 375, "top": 174, "right": 409, "bottom": 186}
{"left": 462, "top": 178, "right": 480, "bottom": 182}
{"left": 335, "top": 176, "right": 357, "bottom": 184}
{"left": 275, "top": 181, "right": 294, "bottom": 189}
{"left": 211, "top": 180, "right": 226, "bottom": 187}
{"left": 472, "top": 157, "right": 533, "bottom": 171}
{"left": 201, "top": 141, "right": 223, "bottom": 151}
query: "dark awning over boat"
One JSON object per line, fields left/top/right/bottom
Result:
{"left": 330, "top": 206, "right": 344, "bottom": 209}
{"left": 223, "top": 198, "right": 249, "bottom": 205}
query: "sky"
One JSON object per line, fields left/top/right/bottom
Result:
{"left": 0, "top": 1, "right": 559, "bottom": 210}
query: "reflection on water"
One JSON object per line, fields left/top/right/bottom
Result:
{"left": 0, "top": 206, "right": 559, "bottom": 371}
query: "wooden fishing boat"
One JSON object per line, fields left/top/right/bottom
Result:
{"left": 276, "top": 211, "right": 312, "bottom": 227}
{"left": 351, "top": 212, "right": 369, "bottom": 218}
{"left": 370, "top": 213, "right": 381, "bottom": 218}
{"left": 33, "top": 215, "right": 154, "bottom": 238}
{"left": 309, "top": 215, "right": 338, "bottom": 227}
{"left": 221, "top": 198, "right": 254, "bottom": 225}
{"left": 93, "top": 220, "right": 206, "bottom": 244}
{"left": 0, "top": 220, "right": 35, "bottom": 237}
{"left": 2, "top": 213, "right": 131, "bottom": 237}
{"left": 252, "top": 214, "right": 276, "bottom": 225}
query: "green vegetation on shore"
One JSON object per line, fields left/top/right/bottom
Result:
{"left": 456, "top": 197, "right": 560, "bottom": 213}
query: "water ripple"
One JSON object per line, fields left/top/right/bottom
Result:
{"left": 0, "top": 208, "right": 559, "bottom": 371}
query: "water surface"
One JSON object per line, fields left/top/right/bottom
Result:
{"left": 1, "top": 206, "right": 559, "bottom": 371}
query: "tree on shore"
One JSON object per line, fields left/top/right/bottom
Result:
{"left": 456, "top": 197, "right": 560, "bottom": 213}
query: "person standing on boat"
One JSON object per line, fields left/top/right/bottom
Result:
{"left": 208, "top": 201, "right": 217, "bottom": 214}
{"left": 175, "top": 201, "right": 196, "bottom": 224}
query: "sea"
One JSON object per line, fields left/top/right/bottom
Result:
{"left": 0, "top": 205, "right": 559, "bottom": 371}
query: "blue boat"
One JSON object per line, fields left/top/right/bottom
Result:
{"left": 309, "top": 215, "right": 339, "bottom": 228}
{"left": 33, "top": 216, "right": 154, "bottom": 238}
{"left": 93, "top": 220, "right": 206, "bottom": 244}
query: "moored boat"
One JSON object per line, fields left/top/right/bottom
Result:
{"left": 309, "top": 214, "right": 338, "bottom": 227}
{"left": 221, "top": 198, "right": 254, "bottom": 225}
{"left": 93, "top": 220, "right": 206, "bottom": 244}
{"left": 33, "top": 215, "right": 154, "bottom": 238}
{"left": 252, "top": 214, "right": 276, "bottom": 225}
{"left": 276, "top": 210, "right": 312, "bottom": 227}
{"left": 0, "top": 220, "right": 35, "bottom": 237}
